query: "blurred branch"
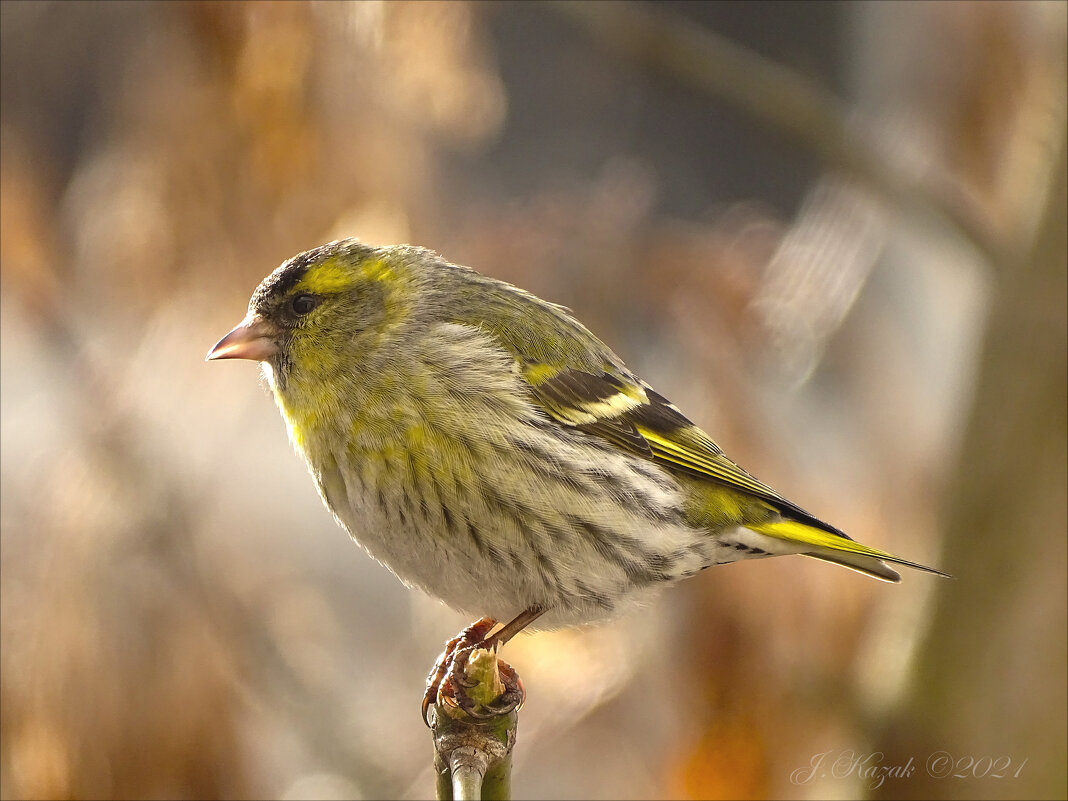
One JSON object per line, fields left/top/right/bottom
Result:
{"left": 872, "top": 114, "right": 1067, "bottom": 801}
{"left": 550, "top": 0, "right": 1004, "bottom": 265}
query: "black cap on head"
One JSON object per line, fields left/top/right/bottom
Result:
{"left": 250, "top": 239, "right": 375, "bottom": 312}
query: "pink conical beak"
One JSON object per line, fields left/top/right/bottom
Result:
{"left": 205, "top": 314, "right": 279, "bottom": 362}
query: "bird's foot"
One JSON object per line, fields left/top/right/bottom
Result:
{"left": 440, "top": 643, "right": 525, "bottom": 720}
{"left": 421, "top": 617, "right": 525, "bottom": 726}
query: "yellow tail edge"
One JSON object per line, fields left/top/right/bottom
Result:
{"left": 750, "top": 520, "right": 952, "bottom": 583}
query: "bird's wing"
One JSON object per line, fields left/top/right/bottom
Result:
{"left": 525, "top": 364, "right": 961, "bottom": 581}
{"left": 522, "top": 363, "right": 844, "bottom": 534}
{"left": 443, "top": 275, "right": 842, "bottom": 535}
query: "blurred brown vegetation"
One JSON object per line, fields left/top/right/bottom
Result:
{"left": 1, "top": 2, "right": 1064, "bottom": 799}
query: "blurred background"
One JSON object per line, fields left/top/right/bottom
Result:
{"left": 1, "top": 1, "right": 1065, "bottom": 799}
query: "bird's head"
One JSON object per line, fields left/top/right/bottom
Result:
{"left": 206, "top": 239, "right": 411, "bottom": 392}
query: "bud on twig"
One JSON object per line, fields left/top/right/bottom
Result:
{"left": 431, "top": 648, "right": 519, "bottom": 801}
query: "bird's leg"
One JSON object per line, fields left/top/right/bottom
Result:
{"left": 423, "top": 606, "right": 545, "bottom": 726}
{"left": 484, "top": 606, "right": 546, "bottom": 648}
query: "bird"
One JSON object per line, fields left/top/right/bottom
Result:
{"left": 207, "top": 238, "right": 948, "bottom": 722}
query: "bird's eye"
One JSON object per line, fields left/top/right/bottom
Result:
{"left": 290, "top": 294, "right": 319, "bottom": 316}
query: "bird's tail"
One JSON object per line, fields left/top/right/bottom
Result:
{"left": 746, "top": 519, "right": 951, "bottom": 583}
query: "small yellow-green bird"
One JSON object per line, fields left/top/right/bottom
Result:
{"left": 208, "top": 239, "right": 947, "bottom": 716}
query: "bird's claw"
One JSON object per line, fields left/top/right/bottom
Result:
{"left": 422, "top": 617, "right": 525, "bottom": 727}
{"left": 422, "top": 617, "right": 497, "bottom": 726}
